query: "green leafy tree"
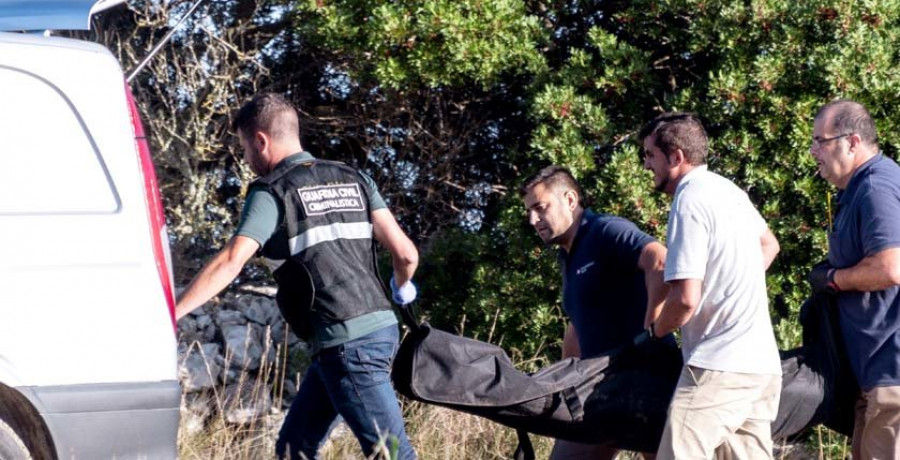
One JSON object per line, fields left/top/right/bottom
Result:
{"left": 93, "top": 1, "right": 900, "bottom": 363}
{"left": 277, "top": 0, "right": 900, "bottom": 362}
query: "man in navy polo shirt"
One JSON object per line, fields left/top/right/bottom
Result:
{"left": 807, "top": 99, "right": 900, "bottom": 459}
{"left": 520, "top": 165, "right": 669, "bottom": 459}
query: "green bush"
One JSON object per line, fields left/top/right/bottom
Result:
{"left": 133, "top": 0, "right": 900, "bottom": 360}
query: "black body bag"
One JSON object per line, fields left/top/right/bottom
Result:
{"left": 392, "top": 311, "right": 682, "bottom": 454}
{"left": 773, "top": 293, "right": 858, "bottom": 438}
{"left": 392, "top": 294, "right": 857, "bottom": 458}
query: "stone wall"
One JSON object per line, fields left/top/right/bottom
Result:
{"left": 176, "top": 285, "right": 311, "bottom": 433}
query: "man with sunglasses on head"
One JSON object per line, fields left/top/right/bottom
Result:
{"left": 807, "top": 99, "right": 900, "bottom": 459}
{"left": 639, "top": 112, "right": 782, "bottom": 459}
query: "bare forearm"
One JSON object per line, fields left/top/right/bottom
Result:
{"left": 834, "top": 248, "right": 900, "bottom": 292}
{"left": 651, "top": 278, "right": 700, "bottom": 337}
{"left": 392, "top": 246, "right": 419, "bottom": 287}
{"left": 644, "top": 269, "right": 668, "bottom": 328}
{"left": 562, "top": 323, "right": 580, "bottom": 359}
{"left": 653, "top": 299, "right": 694, "bottom": 337}
{"left": 175, "top": 236, "right": 259, "bottom": 320}
{"left": 175, "top": 256, "right": 244, "bottom": 320}
{"left": 639, "top": 242, "right": 668, "bottom": 327}
{"left": 372, "top": 208, "right": 419, "bottom": 286}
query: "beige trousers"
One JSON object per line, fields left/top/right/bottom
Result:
{"left": 852, "top": 385, "right": 900, "bottom": 460}
{"left": 656, "top": 365, "right": 781, "bottom": 460}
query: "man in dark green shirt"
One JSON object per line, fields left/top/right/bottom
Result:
{"left": 236, "top": 152, "right": 400, "bottom": 351}
{"left": 176, "top": 93, "right": 419, "bottom": 459}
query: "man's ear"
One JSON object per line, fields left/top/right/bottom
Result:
{"left": 254, "top": 131, "right": 269, "bottom": 152}
{"left": 564, "top": 189, "right": 579, "bottom": 211}
{"left": 669, "top": 148, "right": 687, "bottom": 166}
{"left": 848, "top": 133, "right": 862, "bottom": 155}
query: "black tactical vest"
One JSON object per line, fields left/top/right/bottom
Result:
{"left": 253, "top": 158, "right": 391, "bottom": 339}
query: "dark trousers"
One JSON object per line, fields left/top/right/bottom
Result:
{"left": 276, "top": 325, "right": 416, "bottom": 459}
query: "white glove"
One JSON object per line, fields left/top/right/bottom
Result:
{"left": 390, "top": 277, "right": 417, "bottom": 305}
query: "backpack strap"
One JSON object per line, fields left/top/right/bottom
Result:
{"left": 397, "top": 302, "right": 422, "bottom": 333}
{"left": 562, "top": 386, "right": 585, "bottom": 421}
{"left": 513, "top": 429, "right": 535, "bottom": 460}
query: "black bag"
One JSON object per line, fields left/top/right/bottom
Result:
{"left": 392, "top": 295, "right": 857, "bottom": 457}
{"left": 772, "top": 293, "right": 858, "bottom": 438}
{"left": 392, "top": 315, "right": 682, "bottom": 454}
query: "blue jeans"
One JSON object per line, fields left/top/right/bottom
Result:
{"left": 276, "top": 325, "right": 416, "bottom": 459}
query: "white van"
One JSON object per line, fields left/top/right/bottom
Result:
{"left": 0, "top": 1, "right": 180, "bottom": 458}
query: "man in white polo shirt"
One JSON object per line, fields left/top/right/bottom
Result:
{"left": 637, "top": 113, "right": 782, "bottom": 458}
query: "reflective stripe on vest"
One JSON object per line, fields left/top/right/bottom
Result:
{"left": 288, "top": 221, "right": 374, "bottom": 255}
{"left": 254, "top": 157, "right": 392, "bottom": 330}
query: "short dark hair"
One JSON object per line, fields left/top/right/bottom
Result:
{"left": 232, "top": 92, "right": 300, "bottom": 141}
{"left": 816, "top": 99, "right": 878, "bottom": 147}
{"left": 519, "top": 165, "right": 585, "bottom": 208}
{"left": 639, "top": 112, "right": 708, "bottom": 165}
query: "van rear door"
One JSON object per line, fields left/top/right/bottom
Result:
{"left": 0, "top": 32, "right": 179, "bottom": 459}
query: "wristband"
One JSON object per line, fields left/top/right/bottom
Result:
{"left": 827, "top": 268, "right": 841, "bottom": 292}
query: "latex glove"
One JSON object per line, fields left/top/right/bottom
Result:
{"left": 808, "top": 261, "right": 840, "bottom": 295}
{"left": 390, "top": 277, "right": 418, "bottom": 305}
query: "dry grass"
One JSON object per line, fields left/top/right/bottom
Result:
{"left": 313, "top": 402, "right": 558, "bottom": 460}
{"left": 178, "top": 382, "right": 836, "bottom": 460}
{"left": 178, "top": 326, "right": 558, "bottom": 459}
{"left": 177, "top": 328, "right": 834, "bottom": 460}
{"left": 178, "top": 326, "right": 285, "bottom": 460}
{"left": 178, "top": 410, "right": 277, "bottom": 459}
{"left": 403, "top": 402, "right": 554, "bottom": 459}
{"left": 178, "top": 389, "right": 558, "bottom": 459}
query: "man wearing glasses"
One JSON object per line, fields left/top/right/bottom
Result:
{"left": 807, "top": 99, "right": 900, "bottom": 459}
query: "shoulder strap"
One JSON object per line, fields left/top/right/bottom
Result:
{"left": 397, "top": 303, "right": 422, "bottom": 333}
{"left": 513, "top": 430, "right": 535, "bottom": 460}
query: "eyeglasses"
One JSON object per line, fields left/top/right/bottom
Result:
{"left": 811, "top": 133, "right": 851, "bottom": 148}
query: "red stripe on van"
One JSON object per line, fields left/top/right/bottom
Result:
{"left": 124, "top": 80, "right": 177, "bottom": 332}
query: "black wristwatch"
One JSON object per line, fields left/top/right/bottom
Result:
{"left": 649, "top": 322, "right": 659, "bottom": 339}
